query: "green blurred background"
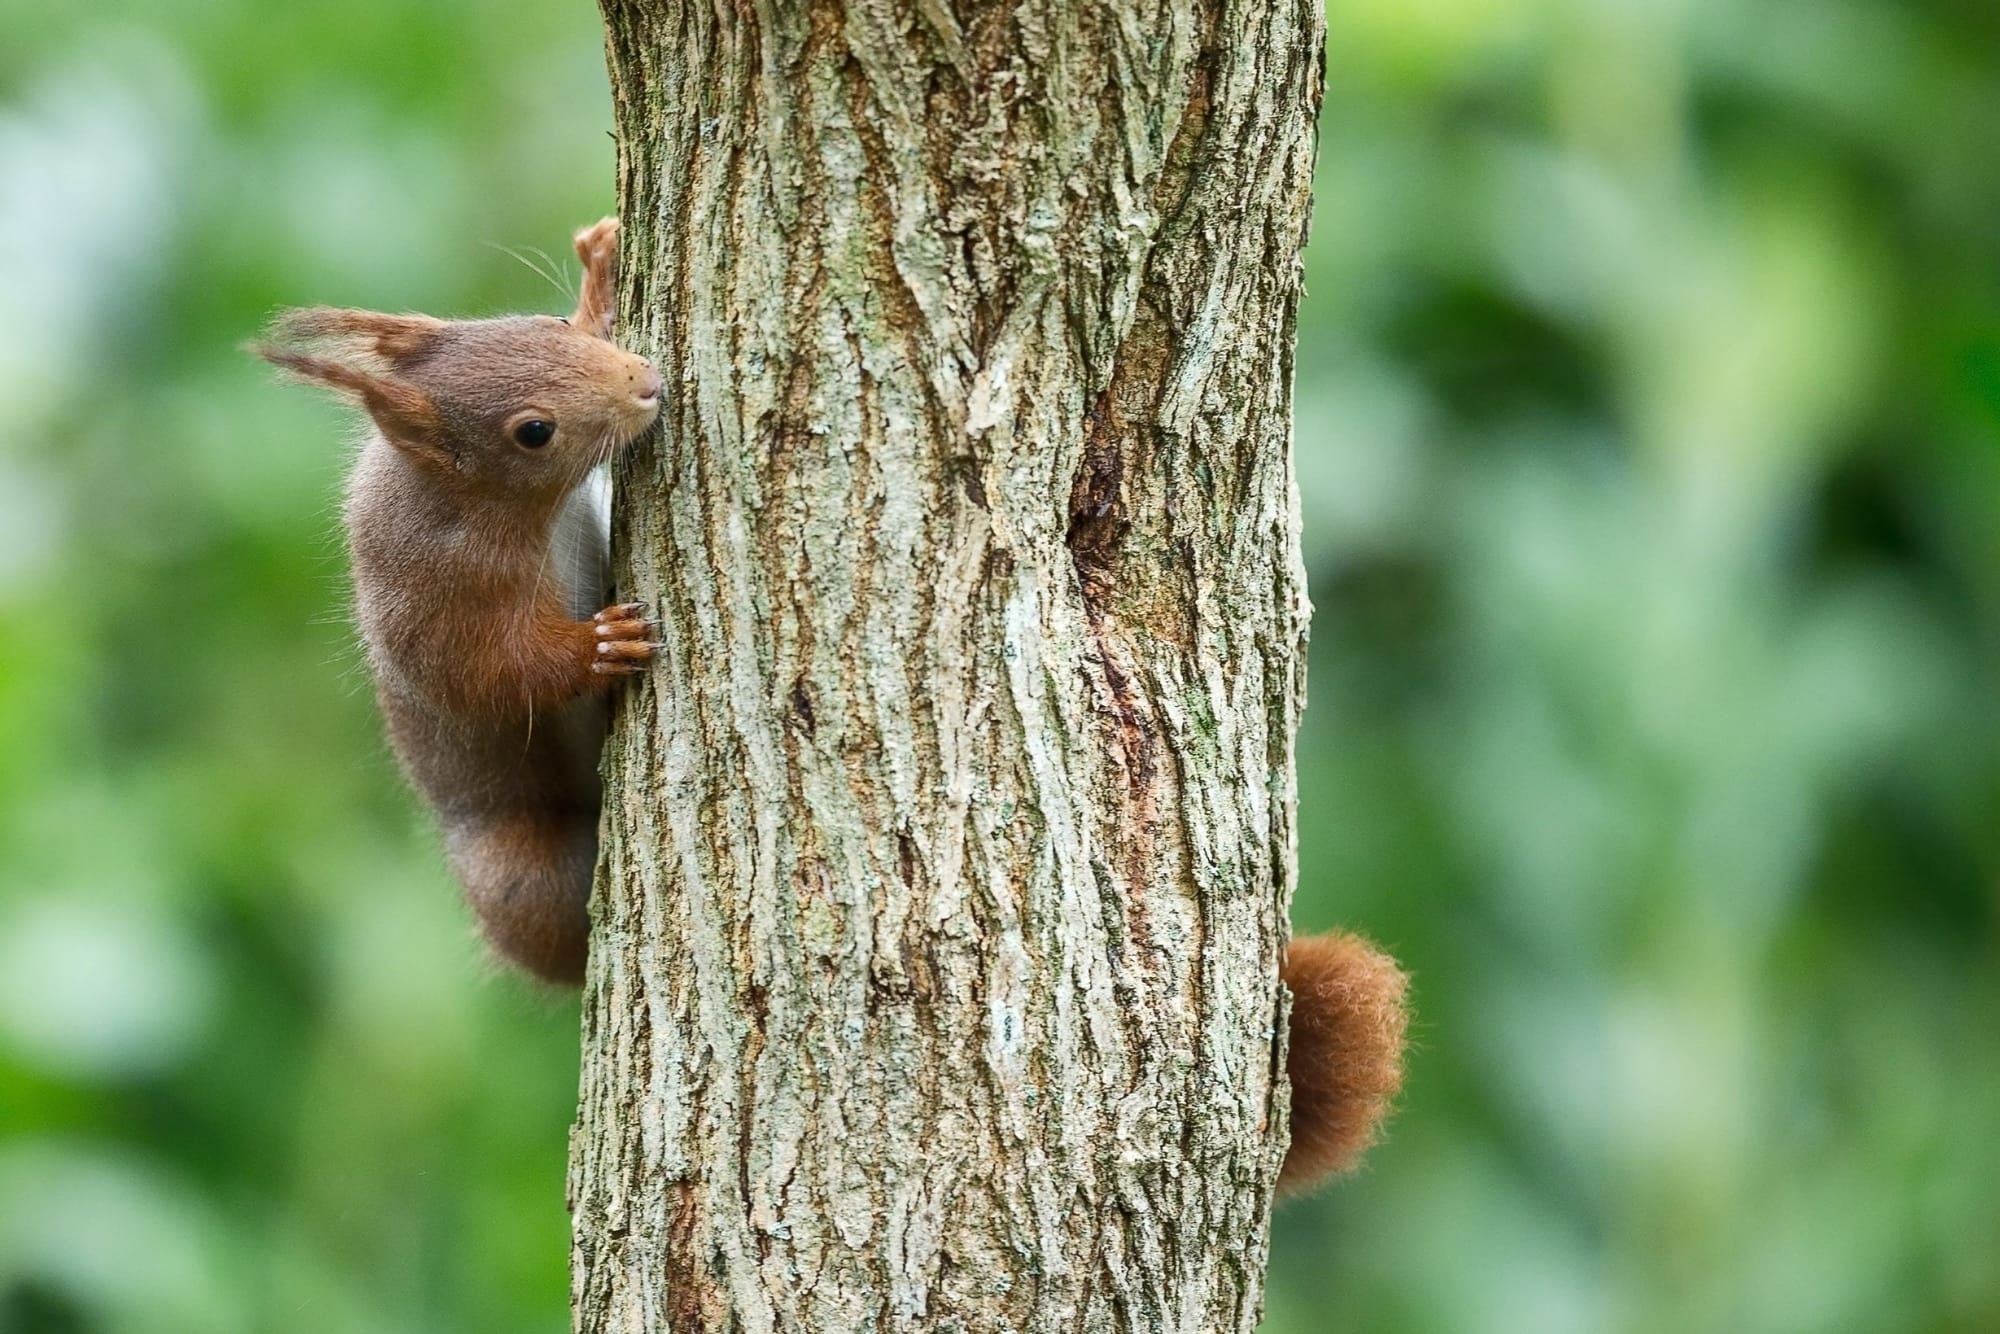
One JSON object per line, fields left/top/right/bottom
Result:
{"left": 1, "top": 1, "right": 1995, "bottom": 1331}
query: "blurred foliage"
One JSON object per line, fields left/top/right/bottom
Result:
{"left": 0, "top": 1, "right": 1994, "bottom": 1332}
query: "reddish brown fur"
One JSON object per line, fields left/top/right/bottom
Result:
{"left": 252, "top": 220, "right": 661, "bottom": 982}
{"left": 1279, "top": 931, "right": 1411, "bottom": 1192}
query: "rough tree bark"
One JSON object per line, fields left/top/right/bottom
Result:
{"left": 571, "top": 0, "right": 1325, "bottom": 1329}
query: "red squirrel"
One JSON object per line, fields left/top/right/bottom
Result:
{"left": 253, "top": 218, "right": 1407, "bottom": 1190}
{"left": 253, "top": 218, "right": 659, "bottom": 983}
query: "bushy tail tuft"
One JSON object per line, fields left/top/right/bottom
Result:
{"left": 1278, "top": 931, "right": 1410, "bottom": 1192}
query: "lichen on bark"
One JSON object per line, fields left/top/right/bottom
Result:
{"left": 571, "top": 0, "right": 1325, "bottom": 1329}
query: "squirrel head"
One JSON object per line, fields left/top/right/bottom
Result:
{"left": 251, "top": 308, "right": 663, "bottom": 498}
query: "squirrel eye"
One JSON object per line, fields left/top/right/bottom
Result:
{"left": 513, "top": 419, "right": 556, "bottom": 448}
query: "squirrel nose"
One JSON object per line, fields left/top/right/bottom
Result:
{"left": 633, "top": 366, "right": 663, "bottom": 403}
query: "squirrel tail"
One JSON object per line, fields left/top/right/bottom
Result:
{"left": 1278, "top": 930, "right": 1410, "bottom": 1193}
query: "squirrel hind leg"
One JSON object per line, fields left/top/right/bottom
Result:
{"left": 1278, "top": 930, "right": 1411, "bottom": 1194}
{"left": 446, "top": 814, "right": 596, "bottom": 985}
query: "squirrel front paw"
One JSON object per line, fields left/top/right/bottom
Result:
{"left": 589, "top": 602, "right": 659, "bottom": 676}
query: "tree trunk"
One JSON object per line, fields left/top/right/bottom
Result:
{"left": 571, "top": 0, "right": 1325, "bottom": 1329}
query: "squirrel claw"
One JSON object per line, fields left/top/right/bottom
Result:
{"left": 596, "top": 602, "right": 648, "bottom": 623}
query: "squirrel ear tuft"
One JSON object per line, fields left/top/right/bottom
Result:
{"left": 249, "top": 340, "right": 446, "bottom": 452}
{"left": 263, "top": 307, "right": 446, "bottom": 365}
